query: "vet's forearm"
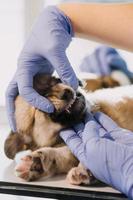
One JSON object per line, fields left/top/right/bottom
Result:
{"left": 58, "top": 3, "right": 133, "bottom": 51}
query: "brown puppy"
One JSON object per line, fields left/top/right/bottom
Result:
{"left": 5, "top": 73, "right": 133, "bottom": 185}
{"left": 4, "top": 74, "right": 91, "bottom": 184}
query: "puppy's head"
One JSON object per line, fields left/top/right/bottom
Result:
{"left": 33, "top": 74, "right": 86, "bottom": 127}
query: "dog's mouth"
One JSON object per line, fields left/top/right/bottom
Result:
{"left": 50, "top": 91, "right": 86, "bottom": 127}
{"left": 65, "top": 98, "right": 76, "bottom": 114}
{"left": 64, "top": 92, "right": 86, "bottom": 115}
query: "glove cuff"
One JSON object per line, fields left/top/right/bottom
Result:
{"left": 49, "top": 6, "right": 74, "bottom": 37}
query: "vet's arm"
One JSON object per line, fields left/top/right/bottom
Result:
{"left": 60, "top": 112, "right": 133, "bottom": 199}
{"left": 58, "top": 3, "right": 133, "bottom": 51}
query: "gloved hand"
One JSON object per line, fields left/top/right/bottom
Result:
{"left": 60, "top": 112, "right": 133, "bottom": 199}
{"left": 6, "top": 6, "right": 78, "bottom": 132}
{"left": 79, "top": 45, "right": 133, "bottom": 79}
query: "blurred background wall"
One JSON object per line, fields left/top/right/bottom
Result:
{"left": 0, "top": 0, "right": 133, "bottom": 106}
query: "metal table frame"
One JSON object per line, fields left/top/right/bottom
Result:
{"left": 0, "top": 181, "right": 128, "bottom": 200}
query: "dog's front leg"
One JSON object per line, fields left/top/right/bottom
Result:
{"left": 67, "top": 162, "right": 97, "bottom": 185}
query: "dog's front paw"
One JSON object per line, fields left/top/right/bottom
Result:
{"left": 15, "top": 148, "right": 56, "bottom": 181}
{"left": 67, "top": 166, "right": 95, "bottom": 185}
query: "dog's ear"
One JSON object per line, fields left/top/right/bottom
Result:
{"left": 33, "top": 74, "right": 61, "bottom": 96}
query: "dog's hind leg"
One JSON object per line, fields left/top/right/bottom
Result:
{"left": 15, "top": 146, "right": 78, "bottom": 181}
{"left": 4, "top": 131, "right": 28, "bottom": 159}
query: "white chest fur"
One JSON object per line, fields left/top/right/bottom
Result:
{"left": 79, "top": 85, "right": 133, "bottom": 110}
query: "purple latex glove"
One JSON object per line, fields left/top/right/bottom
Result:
{"left": 60, "top": 112, "right": 133, "bottom": 199}
{"left": 80, "top": 45, "right": 133, "bottom": 78}
{"left": 6, "top": 6, "right": 78, "bottom": 131}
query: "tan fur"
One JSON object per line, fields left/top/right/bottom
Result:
{"left": 14, "top": 96, "right": 64, "bottom": 151}
{"left": 84, "top": 76, "right": 120, "bottom": 92}
{"left": 97, "top": 97, "right": 133, "bottom": 131}
{"left": 15, "top": 96, "right": 35, "bottom": 134}
{"left": 32, "top": 110, "right": 63, "bottom": 147}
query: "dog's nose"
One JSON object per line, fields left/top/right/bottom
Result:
{"left": 61, "top": 89, "right": 74, "bottom": 101}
